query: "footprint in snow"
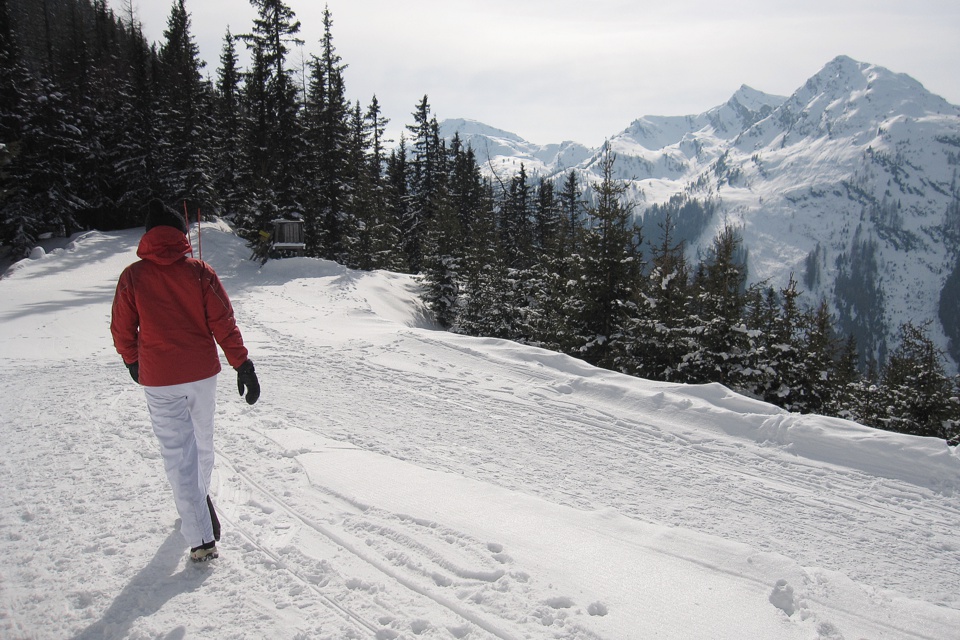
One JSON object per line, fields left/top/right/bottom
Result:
{"left": 769, "top": 579, "right": 798, "bottom": 616}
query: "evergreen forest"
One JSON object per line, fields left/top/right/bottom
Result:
{"left": 1, "top": 0, "right": 957, "bottom": 443}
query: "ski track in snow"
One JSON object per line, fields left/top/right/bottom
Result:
{"left": 237, "top": 288, "right": 960, "bottom": 609}
{"left": 1, "top": 228, "right": 959, "bottom": 639}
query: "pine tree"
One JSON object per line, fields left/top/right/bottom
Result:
{"left": 362, "top": 95, "right": 400, "bottom": 270}
{"left": 499, "top": 163, "right": 534, "bottom": 270}
{"left": 575, "top": 144, "right": 643, "bottom": 369}
{"left": 795, "top": 298, "right": 839, "bottom": 414}
{"left": 681, "top": 225, "right": 750, "bottom": 385}
{"left": 342, "top": 100, "right": 371, "bottom": 268}
{"left": 340, "top": 95, "right": 394, "bottom": 271}
{"left": 527, "top": 172, "right": 587, "bottom": 353}
{"left": 739, "top": 284, "right": 779, "bottom": 395}
{"left": 452, "top": 150, "right": 511, "bottom": 337}
{"left": 419, "top": 123, "right": 462, "bottom": 327}
{"left": 156, "top": 0, "right": 215, "bottom": 212}
{"left": 447, "top": 133, "right": 487, "bottom": 248}
{"left": 384, "top": 135, "right": 412, "bottom": 272}
{"left": 299, "top": 50, "right": 326, "bottom": 256}
{"left": 533, "top": 179, "right": 560, "bottom": 254}
{"left": 2, "top": 71, "right": 87, "bottom": 254}
{"left": 519, "top": 178, "right": 559, "bottom": 345}
{"left": 761, "top": 275, "right": 807, "bottom": 409}
{"left": 559, "top": 170, "right": 584, "bottom": 257}
{"left": 240, "top": 37, "right": 274, "bottom": 240}
{"left": 0, "top": 0, "right": 37, "bottom": 255}
{"left": 421, "top": 208, "right": 462, "bottom": 328}
{"left": 878, "top": 322, "right": 957, "bottom": 440}
{"left": 455, "top": 241, "right": 521, "bottom": 339}
{"left": 212, "top": 28, "right": 250, "bottom": 221}
{"left": 626, "top": 213, "right": 693, "bottom": 381}
{"left": 69, "top": 0, "right": 127, "bottom": 229}
{"left": 545, "top": 252, "right": 590, "bottom": 354}
{"left": 405, "top": 95, "right": 440, "bottom": 273}
{"left": 301, "top": 6, "right": 350, "bottom": 261}
{"left": 238, "top": 0, "right": 303, "bottom": 245}
{"left": 746, "top": 279, "right": 840, "bottom": 413}
{"left": 108, "top": 7, "right": 162, "bottom": 223}
{"left": 827, "top": 333, "right": 862, "bottom": 420}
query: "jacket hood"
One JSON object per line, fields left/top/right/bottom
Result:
{"left": 137, "top": 226, "right": 192, "bottom": 265}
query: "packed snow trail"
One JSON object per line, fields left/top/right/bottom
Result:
{"left": 1, "top": 226, "right": 959, "bottom": 639}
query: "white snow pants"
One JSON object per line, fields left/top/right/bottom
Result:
{"left": 144, "top": 374, "right": 218, "bottom": 549}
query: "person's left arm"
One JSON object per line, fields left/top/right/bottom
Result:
{"left": 200, "top": 263, "right": 249, "bottom": 369}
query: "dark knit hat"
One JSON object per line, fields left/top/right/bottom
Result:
{"left": 144, "top": 199, "right": 188, "bottom": 234}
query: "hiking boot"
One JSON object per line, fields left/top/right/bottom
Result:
{"left": 190, "top": 540, "right": 218, "bottom": 563}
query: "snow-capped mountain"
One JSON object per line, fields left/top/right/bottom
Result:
{"left": 606, "top": 85, "right": 785, "bottom": 181}
{"left": 440, "top": 56, "right": 960, "bottom": 372}
{"left": 438, "top": 118, "right": 593, "bottom": 179}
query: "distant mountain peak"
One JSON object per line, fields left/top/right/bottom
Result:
{"left": 710, "top": 86, "right": 786, "bottom": 135}
{"left": 437, "top": 118, "right": 593, "bottom": 177}
{"left": 826, "top": 53, "right": 862, "bottom": 70}
{"left": 729, "top": 55, "right": 959, "bottom": 152}
{"left": 790, "top": 55, "right": 957, "bottom": 121}
{"left": 729, "top": 84, "right": 785, "bottom": 112}
{"left": 439, "top": 118, "right": 526, "bottom": 144}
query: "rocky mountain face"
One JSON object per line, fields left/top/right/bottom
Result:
{"left": 441, "top": 56, "right": 960, "bottom": 372}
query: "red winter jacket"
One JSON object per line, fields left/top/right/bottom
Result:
{"left": 111, "top": 226, "right": 249, "bottom": 387}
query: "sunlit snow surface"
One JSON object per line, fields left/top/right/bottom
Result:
{"left": 1, "top": 224, "right": 958, "bottom": 639}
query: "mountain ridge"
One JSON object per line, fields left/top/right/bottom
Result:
{"left": 439, "top": 55, "right": 960, "bottom": 372}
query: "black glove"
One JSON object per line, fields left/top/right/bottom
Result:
{"left": 236, "top": 359, "right": 260, "bottom": 405}
{"left": 126, "top": 361, "right": 139, "bottom": 383}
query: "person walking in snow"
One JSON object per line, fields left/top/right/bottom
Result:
{"left": 110, "top": 199, "right": 260, "bottom": 562}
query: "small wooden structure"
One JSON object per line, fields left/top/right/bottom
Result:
{"left": 268, "top": 219, "right": 305, "bottom": 259}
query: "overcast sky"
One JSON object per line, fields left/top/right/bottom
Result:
{"left": 131, "top": 0, "right": 960, "bottom": 148}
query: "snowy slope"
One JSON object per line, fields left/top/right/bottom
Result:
{"left": 2, "top": 225, "right": 960, "bottom": 639}
{"left": 443, "top": 56, "right": 960, "bottom": 372}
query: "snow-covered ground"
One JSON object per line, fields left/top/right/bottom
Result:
{"left": 1, "top": 223, "right": 959, "bottom": 640}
